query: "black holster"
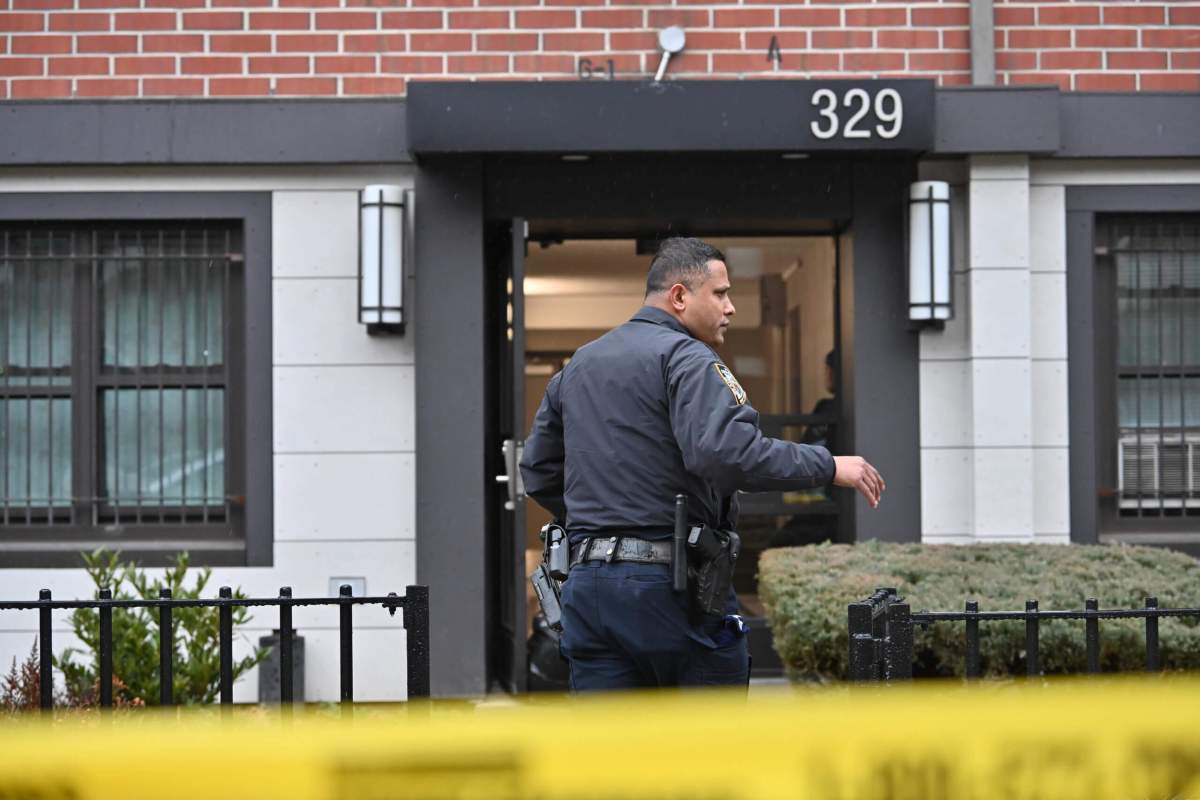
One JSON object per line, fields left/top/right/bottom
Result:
{"left": 530, "top": 521, "right": 568, "bottom": 632}
{"left": 686, "top": 525, "right": 741, "bottom": 617}
{"left": 530, "top": 563, "right": 563, "bottom": 632}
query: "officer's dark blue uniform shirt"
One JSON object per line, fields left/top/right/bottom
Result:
{"left": 519, "top": 306, "right": 836, "bottom": 541}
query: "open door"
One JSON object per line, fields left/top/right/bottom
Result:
{"left": 490, "top": 217, "right": 527, "bottom": 692}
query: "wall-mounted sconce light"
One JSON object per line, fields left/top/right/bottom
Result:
{"left": 359, "top": 184, "right": 409, "bottom": 335}
{"left": 908, "top": 181, "right": 952, "bottom": 327}
{"left": 653, "top": 26, "right": 686, "bottom": 82}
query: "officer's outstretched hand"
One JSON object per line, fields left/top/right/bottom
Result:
{"left": 832, "top": 456, "right": 886, "bottom": 509}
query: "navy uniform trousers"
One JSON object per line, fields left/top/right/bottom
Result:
{"left": 559, "top": 558, "right": 749, "bottom": 690}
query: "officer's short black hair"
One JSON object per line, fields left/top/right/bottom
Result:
{"left": 645, "top": 237, "right": 726, "bottom": 297}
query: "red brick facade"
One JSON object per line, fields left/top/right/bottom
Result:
{"left": 0, "top": 0, "right": 1196, "bottom": 99}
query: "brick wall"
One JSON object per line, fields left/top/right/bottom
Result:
{"left": 996, "top": 2, "right": 1199, "bottom": 91}
{"left": 0, "top": 0, "right": 1195, "bottom": 99}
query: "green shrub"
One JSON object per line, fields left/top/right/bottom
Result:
{"left": 54, "top": 550, "right": 268, "bottom": 706}
{"left": 758, "top": 541, "right": 1200, "bottom": 682}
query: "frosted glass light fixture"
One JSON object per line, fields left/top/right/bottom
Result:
{"left": 908, "top": 181, "right": 952, "bottom": 326}
{"left": 359, "top": 184, "right": 408, "bottom": 335}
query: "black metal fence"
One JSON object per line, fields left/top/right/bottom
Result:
{"left": 848, "top": 587, "right": 1200, "bottom": 681}
{"left": 0, "top": 584, "right": 430, "bottom": 710}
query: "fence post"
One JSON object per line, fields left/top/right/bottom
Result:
{"left": 279, "top": 587, "right": 293, "bottom": 713}
{"left": 99, "top": 588, "right": 113, "bottom": 709}
{"left": 847, "top": 601, "right": 875, "bottom": 681}
{"left": 1085, "top": 598, "right": 1100, "bottom": 674}
{"left": 965, "top": 600, "right": 981, "bottom": 679}
{"left": 1145, "top": 597, "right": 1160, "bottom": 672}
{"left": 403, "top": 585, "right": 430, "bottom": 699}
{"left": 218, "top": 587, "right": 233, "bottom": 709}
{"left": 38, "top": 589, "right": 52, "bottom": 712}
{"left": 871, "top": 592, "right": 889, "bottom": 656}
{"left": 884, "top": 601, "right": 912, "bottom": 680}
{"left": 159, "top": 588, "right": 173, "bottom": 706}
{"left": 339, "top": 584, "right": 354, "bottom": 710}
{"left": 1025, "top": 600, "right": 1040, "bottom": 677}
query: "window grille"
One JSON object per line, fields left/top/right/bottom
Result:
{"left": 1107, "top": 216, "right": 1200, "bottom": 518}
{"left": 0, "top": 223, "right": 241, "bottom": 530}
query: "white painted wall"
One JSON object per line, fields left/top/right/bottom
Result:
{"left": 918, "top": 157, "right": 1200, "bottom": 545}
{"left": 783, "top": 238, "right": 837, "bottom": 413}
{"left": 0, "top": 166, "right": 417, "bottom": 702}
{"left": 917, "top": 159, "right": 976, "bottom": 544}
{"left": 1028, "top": 182, "right": 1071, "bottom": 542}
{"left": 919, "top": 155, "right": 1046, "bottom": 543}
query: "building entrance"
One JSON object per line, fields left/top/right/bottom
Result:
{"left": 414, "top": 82, "right": 929, "bottom": 696}
{"left": 488, "top": 226, "right": 848, "bottom": 690}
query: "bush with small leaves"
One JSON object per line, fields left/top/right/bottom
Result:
{"left": 758, "top": 541, "right": 1200, "bottom": 682}
{"left": 54, "top": 550, "right": 269, "bottom": 706}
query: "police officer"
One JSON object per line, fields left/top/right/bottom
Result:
{"left": 519, "top": 237, "right": 885, "bottom": 690}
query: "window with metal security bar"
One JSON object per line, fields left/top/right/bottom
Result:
{"left": 0, "top": 222, "right": 247, "bottom": 555}
{"left": 1097, "top": 215, "right": 1200, "bottom": 530}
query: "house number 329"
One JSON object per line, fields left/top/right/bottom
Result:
{"left": 810, "top": 88, "right": 903, "bottom": 140}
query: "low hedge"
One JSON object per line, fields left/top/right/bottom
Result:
{"left": 758, "top": 541, "right": 1200, "bottom": 681}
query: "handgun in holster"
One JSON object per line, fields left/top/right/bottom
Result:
{"left": 673, "top": 494, "right": 740, "bottom": 617}
{"left": 686, "top": 524, "right": 741, "bottom": 617}
{"left": 530, "top": 521, "right": 568, "bottom": 632}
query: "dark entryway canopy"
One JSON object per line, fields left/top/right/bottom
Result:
{"left": 407, "top": 79, "right": 936, "bottom": 155}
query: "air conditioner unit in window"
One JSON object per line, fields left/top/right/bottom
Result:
{"left": 1118, "top": 433, "right": 1200, "bottom": 511}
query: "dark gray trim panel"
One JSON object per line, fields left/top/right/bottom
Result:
{"left": 933, "top": 87, "right": 1059, "bottom": 154}
{"left": 414, "top": 158, "right": 488, "bottom": 697}
{"left": 1065, "top": 207, "right": 1099, "bottom": 545}
{"left": 1060, "top": 94, "right": 1200, "bottom": 159}
{"left": 485, "top": 155, "right": 853, "bottom": 231}
{"left": 409, "top": 80, "right": 936, "bottom": 154}
{"left": 4, "top": 88, "right": 1198, "bottom": 166}
{"left": 411, "top": 82, "right": 1198, "bottom": 159}
{"left": 1065, "top": 185, "right": 1200, "bottom": 547}
{"left": 934, "top": 90, "right": 1200, "bottom": 157}
{"left": 1066, "top": 185, "right": 1200, "bottom": 214}
{"left": 0, "top": 192, "right": 273, "bottom": 567}
{"left": 1, "top": 100, "right": 409, "bottom": 166}
{"left": 844, "top": 161, "right": 922, "bottom": 543}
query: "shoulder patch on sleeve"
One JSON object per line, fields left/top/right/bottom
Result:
{"left": 712, "top": 362, "right": 747, "bottom": 406}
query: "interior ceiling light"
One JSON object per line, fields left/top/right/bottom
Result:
{"left": 654, "top": 26, "right": 686, "bottom": 82}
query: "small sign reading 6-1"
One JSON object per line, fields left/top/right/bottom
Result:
{"left": 578, "top": 58, "right": 615, "bottom": 80}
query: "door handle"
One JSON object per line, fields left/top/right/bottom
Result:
{"left": 497, "top": 439, "right": 525, "bottom": 510}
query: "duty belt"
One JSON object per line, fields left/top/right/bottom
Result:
{"left": 570, "top": 536, "right": 673, "bottom": 567}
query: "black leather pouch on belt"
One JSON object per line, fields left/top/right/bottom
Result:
{"left": 686, "top": 525, "right": 741, "bottom": 617}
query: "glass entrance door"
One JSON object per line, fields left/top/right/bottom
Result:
{"left": 488, "top": 218, "right": 528, "bottom": 693}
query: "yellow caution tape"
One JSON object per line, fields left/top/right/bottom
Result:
{"left": 2, "top": 677, "right": 1200, "bottom": 800}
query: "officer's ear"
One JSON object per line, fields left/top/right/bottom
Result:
{"left": 667, "top": 282, "right": 689, "bottom": 312}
